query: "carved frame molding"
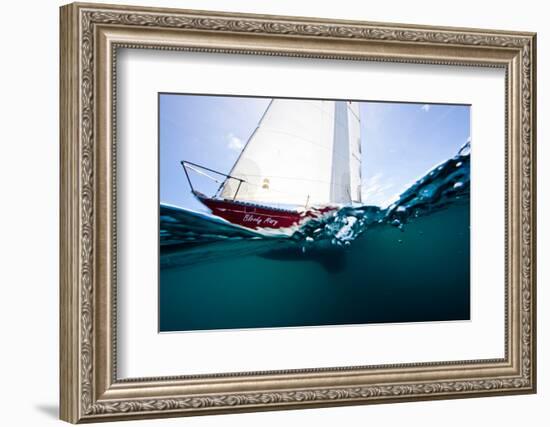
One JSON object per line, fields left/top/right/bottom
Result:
{"left": 60, "top": 2, "right": 536, "bottom": 423}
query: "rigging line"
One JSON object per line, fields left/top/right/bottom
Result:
{"left": 334, "top": 111, "right": 360, "bottom": 128}
{"left": 346, "top": 102, "right": 361, "bottom": 122}
{"left": 185, "top": 164, "right": 224, "bottom": 184}
{"left": 221, "top": 99, "right": 274, "bottom": 183}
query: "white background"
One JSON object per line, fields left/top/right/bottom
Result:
{"left": 118, "top": 50, "right": 504, "bottom": 377}
{"left": 0, "top": 0, "right": 546, "bottom": 426}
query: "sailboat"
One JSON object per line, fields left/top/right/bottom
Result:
{"left": 181, "top": 98, "right": 362, "bottom": 230}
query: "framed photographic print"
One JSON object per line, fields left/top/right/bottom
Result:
{"left": 159, "top": 95, "right": 472, "bottom": 332}
{"left": 60, "top": 2, "right": 537, "bottom": 423}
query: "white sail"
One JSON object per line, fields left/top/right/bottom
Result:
{"left": 219, "top": 99, "right": 361, "bottom": 207}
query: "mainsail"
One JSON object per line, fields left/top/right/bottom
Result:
{"left": 219, "top": 99, "right": 362, "bottom": 207}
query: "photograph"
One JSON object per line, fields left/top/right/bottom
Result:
{"left": 159, "top": 94, "right": 471, "bottom": 332}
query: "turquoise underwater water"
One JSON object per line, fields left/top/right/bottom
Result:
{"left": 159, "top": 144, "right": 470, "bottom": 332}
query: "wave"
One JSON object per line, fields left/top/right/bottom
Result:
{"left": 160, "top": 142, "right": 470, "bottom": 252}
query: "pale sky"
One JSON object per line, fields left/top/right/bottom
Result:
{"left": 159, "top": 94, "right": 470, "bottom": 211}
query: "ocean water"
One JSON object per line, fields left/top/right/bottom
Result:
{"left": 159, "top": 143, "right": 470, "bottom": 332}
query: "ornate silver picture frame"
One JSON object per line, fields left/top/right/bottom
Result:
{"left": 60, "top": 2, "right": 536, "bottom": 423}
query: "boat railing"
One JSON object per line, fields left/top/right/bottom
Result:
{"left": 180, "top": 160, "right": 245, "bottom": 201}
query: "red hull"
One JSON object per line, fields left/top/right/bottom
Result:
{"left": 197, "top": 195, "right": 333, "bottom": 230}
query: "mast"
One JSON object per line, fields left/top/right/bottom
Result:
{"left": 329, "top": 101, "right": 362, "bottom": 204}
{"left": 347, "top": 101, "right": 362, "bottom": 203}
